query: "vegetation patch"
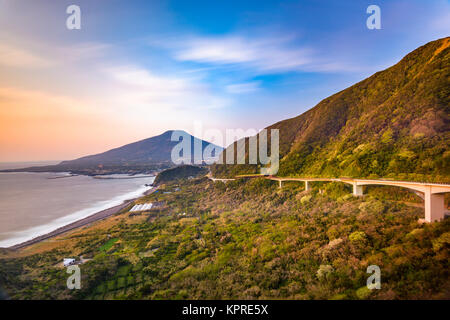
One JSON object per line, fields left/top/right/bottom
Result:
{"left": 99, "top": 238, "right": 119, "bottom": 252}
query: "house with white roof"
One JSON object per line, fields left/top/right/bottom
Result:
{"left": 63, "top": 258, "right": 75, "bottom": 267}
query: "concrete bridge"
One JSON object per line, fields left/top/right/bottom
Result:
{"left": 208, "top": 177, "right": 237, "bottom": 183}
{"left": 206, "top": 171, "right": 237, "bottom": 183}
{"left": 207, "top": 174, "right": 450, "bottom": 222}
{"left": 268, "top": 176, "right": 449, "bottom": 223}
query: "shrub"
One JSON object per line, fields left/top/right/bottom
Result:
{"left": 300, "top": 195, "right": 312, "bottom": 204}
{"left": 432, "top": 232, "right": 450, "bottom": 251}
{"left": 317, "top": 264, "right": 334, "bottom": 281}
{"left": 356, "top": 286, "right": 372, "bottom": 299}
{"left": 358, "top": 200, "right": 385, "bottom": 215}
{"left": 349, "top": 231, "right": 367, "bottom": 244}
{"left": 405, "top": 228, "right": 424, "bottom": 240}
{"left": 330, "top": 293, "right": 347, "bottom": 300}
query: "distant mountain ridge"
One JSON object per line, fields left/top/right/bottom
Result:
{"left": 59, "top": 130, "right": 220, "bottom": 166}
{"left": 212, "top": 37, "right": 450, "bottom": 182}
{"left": 3, "top": 130, "right": 222, "bottom": 174}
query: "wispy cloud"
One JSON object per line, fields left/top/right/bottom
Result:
{"left": 106, "top": 66, "right": 230, "bottom": 110}
{"left": 154, "top": 32, "right": 377, "bottom": 75}
{"left": 0, "top": 44, "right": 53, "bottom": 68}
{"left": 226, "top": 81, "right": 261, "bottom": 94}
{"left": 172, "top": 34, "right": 312, "bottom": 73}
{"left": 0, "top": 40, "right": 111, "bottom": 71}
{"left": 61, "top": 42, "right": 112, "bottom": 61}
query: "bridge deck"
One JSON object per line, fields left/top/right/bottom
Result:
{"left": 208, "top": 174, "right": 450, "bottom": 222}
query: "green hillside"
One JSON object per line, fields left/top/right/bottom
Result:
{"left": 212, "top": 37, "right": 450, "bottom": 182}
{"left": 153, "top": 165, "right": 208, "bottom": 185}
{"left": 1, "top": 177, "right": 448, "bottom": 299}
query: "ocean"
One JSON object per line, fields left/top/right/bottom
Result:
{"left": 0, "top": 162, "right": 154, "bottom": 248}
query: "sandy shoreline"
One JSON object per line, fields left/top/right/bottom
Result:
{"left": 8, "top": 186, "right": 158, "bottom": 250}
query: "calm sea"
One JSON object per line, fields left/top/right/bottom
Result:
{"left": 0, "top": 162, "right": 154, "bottom": 247}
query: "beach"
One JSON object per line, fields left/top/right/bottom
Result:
{"left": 0, "top": 171, "right": 156, "bottom": 248}
{"left": 8, "top": 186, "right": 159, "bottom": 250}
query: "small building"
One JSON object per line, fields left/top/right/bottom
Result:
{"left": 63, "top": 258, "right": 75, "bottom": 267}
{"left": 130, "top": 202, "right": 153, "bottom": 212}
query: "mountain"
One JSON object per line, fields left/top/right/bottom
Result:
{"left": 5, "top": 130, "right": 222, "bottom": 174}
{"left": 212, "top": 37, "right": 450, "bottom": 182}
{"left": 59, "top": 130, "right": 221, "bottom": 166}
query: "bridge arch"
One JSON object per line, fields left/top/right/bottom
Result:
{"left": 208, "top": 174, "right": 449, "bottom": 222}
{"left": 270, "top": 177, "right": 449, "bottom": 222}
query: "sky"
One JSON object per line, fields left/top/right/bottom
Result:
{"left": 0, "top": 0, "right": 449, "bottom": 161}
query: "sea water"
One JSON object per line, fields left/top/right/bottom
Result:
{"left": 0, "top": 165, "right": 154, "bottom": 247}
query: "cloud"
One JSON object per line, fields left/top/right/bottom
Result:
{"left": 226, "top": 81, "right": 261, "bottom": 94}
{"left": 61, "top": 42, "right": 112, "bottom": 61}
{"left": 106, "top": 66, "right": 229, "bottom": 110}
{"left": 156, "top": 32, "right": 375, "bottom": 74}
{"left": 172, "top": 35, "right": 312, "bottom": 73}
{"left": 0, "top": 40, "right": 111, "bottom": 71}
{"left": 0, "top": 86, "right": 101, "bottom": 119}
{"left": 0, "top": 44, "right": 53, "bottom": 68}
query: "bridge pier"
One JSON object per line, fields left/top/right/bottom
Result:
{"left": 305, "top": 181, "right": 310, "bottom": 191}
{"left": 264, "top": 176, "right": 449, "bottom": 222}
{"left": 353, "top": 184, "right": 363, "bottom": 196}
{"left": 424, "top": 190, "right": 445, "bottom": 222}
{"left": 279, "top": 180, "right": 282, "bottom": 188}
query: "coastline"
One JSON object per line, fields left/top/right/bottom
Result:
{"left": 7, "top": 186, "right": 159, "bottom": 251}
